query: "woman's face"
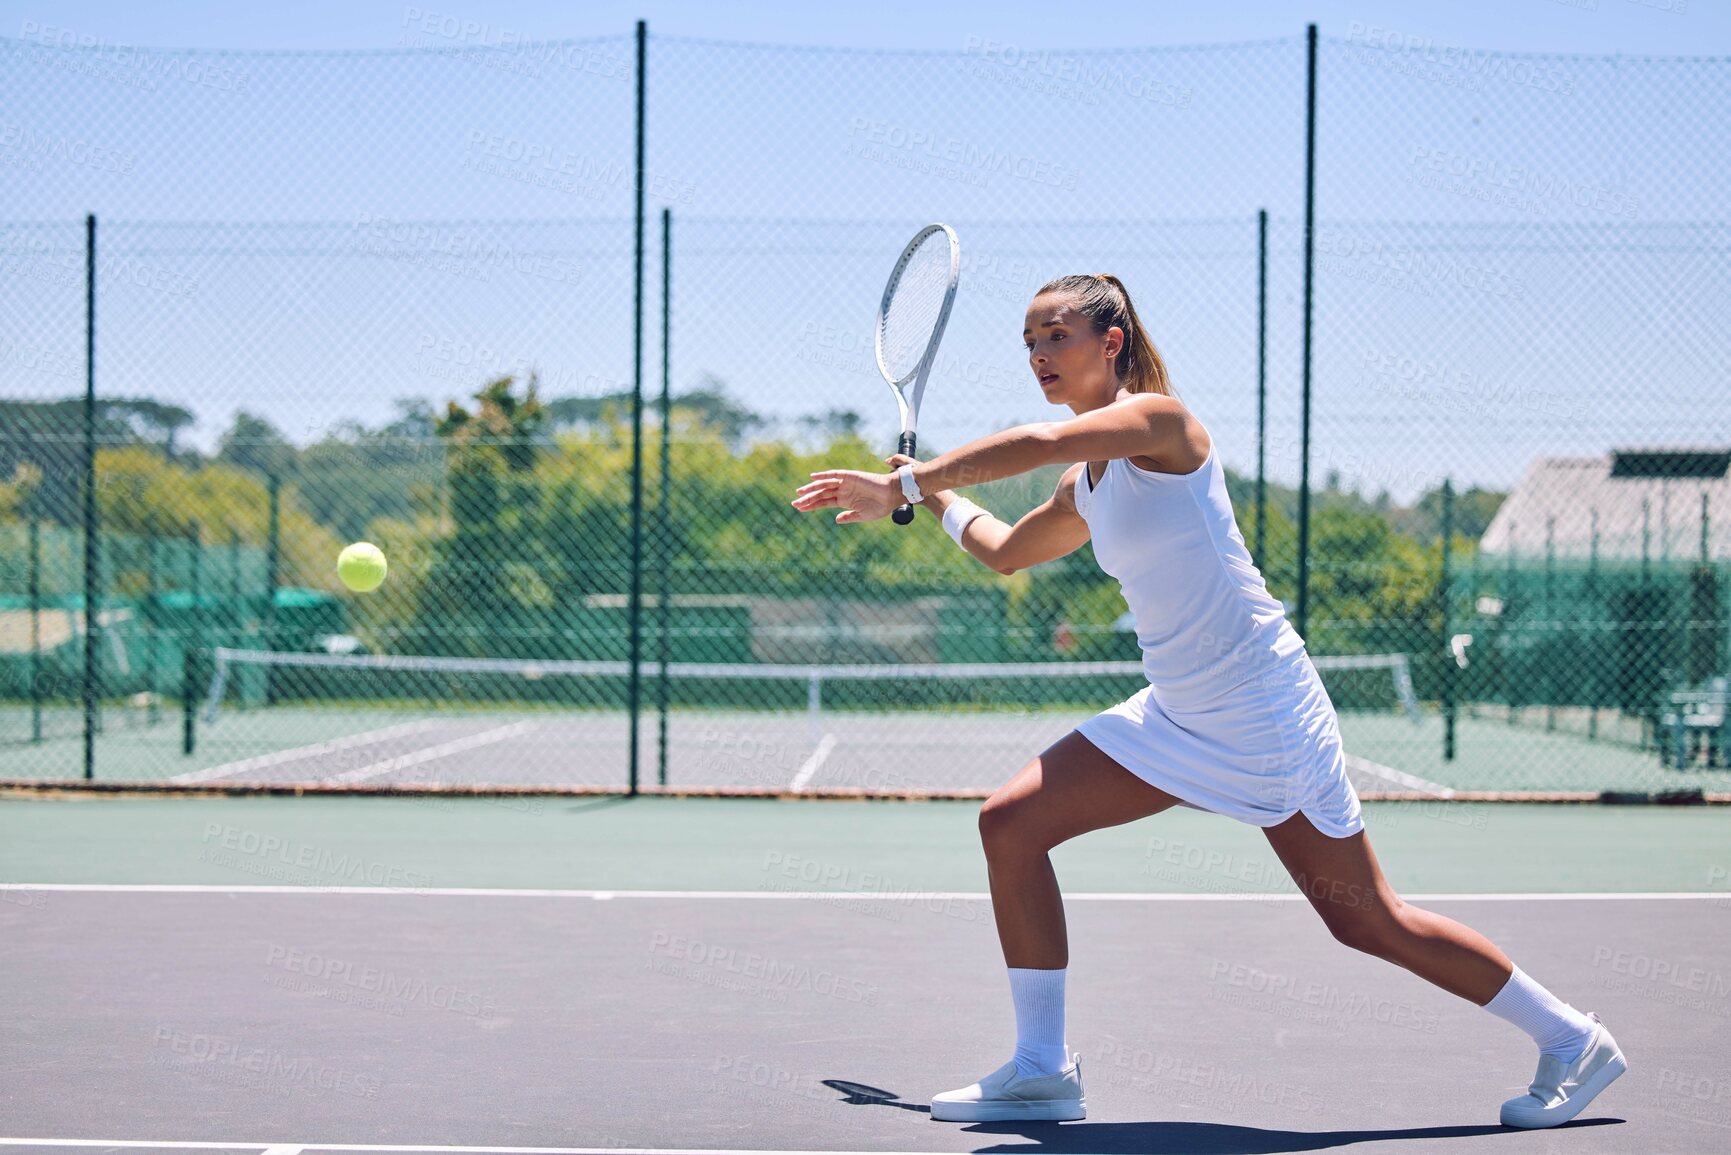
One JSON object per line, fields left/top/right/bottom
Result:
{"left": 1023, "top": 292, "right": 1123, "bottom": 408}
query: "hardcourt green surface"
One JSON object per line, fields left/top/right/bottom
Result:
{"left": 1, "top": 795, "right": 1726, "bottom": 893}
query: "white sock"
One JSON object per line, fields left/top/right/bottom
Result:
{"left": 1008, "top": 967, "right": 1069, "bottom": 1078}
{"left": 1484, "top": 965, "right": 1595, "bottom": 1060}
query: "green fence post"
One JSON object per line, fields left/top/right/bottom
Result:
{"left": 627, "top": 16, "right": 648, "bottom": 797}
{"left": 1296, "top": 24, "right": 1317, "bottom": 641}
{"left": 83, "top": 212, "right": 97, "bottom": 781}
{"left": 658, "top": 204, "right": 672, "bottom": 788}
{"left": 1255, "top": 208, "right": 1267, "bottom": 570}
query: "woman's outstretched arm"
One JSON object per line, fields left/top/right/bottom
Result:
{"left": 791, "top": 394, "right": 1193, "bottom": 524}
{"left": 915, "top": 393, "right": 1192, "bottom": 492}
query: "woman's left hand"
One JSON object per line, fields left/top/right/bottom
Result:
{"left": 791, "top": 468, "right": 902, "bottom": 524}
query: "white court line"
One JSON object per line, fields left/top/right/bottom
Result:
{"left": 0, "top": 883, "right": 1720, "bottom": 901}
{"left": 787, "top": 732, "right": 837, "bottom": 791}
{"left": 1343, "top": 751, "right": 1456, "bottom": 798}
{"left": 326, "top": 722, "right": 539, "bottom": 785}
{"left": 0, "top": 1143, "right": 946, "bottom": 1155}
{"left": 169, "top": 720, "right": 443, "bottom": 784}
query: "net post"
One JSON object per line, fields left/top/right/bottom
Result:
{"left": 807, "top": 670, "right": 822, "bottom": 751}
{"left": 1586, "top": 507, "right": 1599, "bottom": 740}
{"left": 1544, "top": 516, "right": 1556, "bottom": 732}
{"left": 1440, "top": 479, "right": 1455, "bottom": 761}
{"left": 1504, "top": 521, "right": 1517, "bottom": 726}
{"left": 146, "top": 516, "right": 159, "bottom": 726}
{"left": 28, "top": 517, "right": 41, "bottom": 744}
{"left": 265, "top": 473, "right": 280, "bottom": 706}
{"left": 229, "top": 524, "right": 243, "bottom": 656}
{"left": 181, "top": 643, "right": 196, "bottom": 756}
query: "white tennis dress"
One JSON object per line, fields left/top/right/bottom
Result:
{"left": 1071, "top": 433, "right": 1364, "bottom": 838}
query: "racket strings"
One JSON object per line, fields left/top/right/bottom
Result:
{"left": 880, "top": 236, "right": 953, "bottom": 382}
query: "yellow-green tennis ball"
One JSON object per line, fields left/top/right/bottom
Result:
{"left": 337, "top": 542, "right": 388, "bottom": 593}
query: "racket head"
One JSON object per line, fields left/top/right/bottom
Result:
{"left": 875, "top": 223, "right": 961, "bottom": 404}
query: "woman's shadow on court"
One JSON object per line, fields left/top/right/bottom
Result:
{"left": 819, "top": 1080, "right": 1624, "bottom": 1152}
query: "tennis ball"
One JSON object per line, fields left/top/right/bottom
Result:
{"left": 337, "top": 542, "right": 388, "bottom": 593}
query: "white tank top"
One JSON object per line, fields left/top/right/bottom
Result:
{"left": 1073, "top": 438, "right": 1306, "bottom": 712}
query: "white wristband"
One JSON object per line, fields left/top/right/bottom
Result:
{"left": 942, "top": 497, "right": 990, "bottom": 547}
{"left": 895, "top": 464, "right": 924, "bottom": 505}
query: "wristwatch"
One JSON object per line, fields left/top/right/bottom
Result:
{"left": 895, "top": 464, "right": 925, "bottom": 505}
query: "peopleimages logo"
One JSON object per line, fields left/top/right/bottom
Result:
{"left": 1344, "top": 22, "right": 1574, "bottom": 96}
{"left": 1405, "top": 145, "right": 1639, "bottom": 220}
{"left": 15, "top": 20, "right": 251, "bottom": 94}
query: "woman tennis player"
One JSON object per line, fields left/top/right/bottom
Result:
{"left": 790, "top": 273, "right": 1626, "bottom": 1129}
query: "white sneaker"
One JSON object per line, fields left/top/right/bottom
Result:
{"left": 930, "top": 1055, "right": 1086, "bottom": 1123}
{"left": 1500, "top": 1012, "right": 1627, "bottom": 1129}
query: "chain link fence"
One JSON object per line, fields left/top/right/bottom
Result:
{"left": 0, "top": 23, "right": 1725, "bottom": 795}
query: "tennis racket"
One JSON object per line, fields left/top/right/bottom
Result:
{"left": 875, "top": 223, "right": 960, "bottom": 525}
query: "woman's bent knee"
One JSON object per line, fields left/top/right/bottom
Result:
{"left": 1324, "top": 898, "right": 1408, "bottom": 957}
{"left": 979, "top": 792, "right": 1050, "bottom": 853}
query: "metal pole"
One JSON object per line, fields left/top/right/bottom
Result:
{"left": 1296, "top": 25, "right": 1317, "bottom": 640}
{"left": 658, "top": 205, "right": 672, "bottom": 787}
{"left": 1440, "top": 480, "right": 1455, "bottom": 761}
{"left": 1255, "top": 208, "right": 1267, "bottom": 569}
{"left": 627, "top": 18, "right": 647, "bottom": 796}
{"left": 83, "top": 212, "right": 97, "bottom": 780}
{"left": 29, "top": 518, "right": 41, "bottom": 743}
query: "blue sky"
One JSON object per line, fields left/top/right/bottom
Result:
{"left": 1, "top": 0, "right": 1726, "bottom": 507}
{"left": 4, "top": 0, "right": 1724, "bottom": 54}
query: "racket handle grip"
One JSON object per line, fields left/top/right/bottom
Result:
{"left": 892, "top": 433, "right": 918, "bottom": 525}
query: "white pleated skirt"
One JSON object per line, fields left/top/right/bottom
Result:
{"left": 1074, "top": 647, "right": 1365, "bottom": 839}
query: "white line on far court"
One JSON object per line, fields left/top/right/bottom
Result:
{"left": 0, "top": 1142, "right": 959, "bottom": 1155}
{"left": 787, "top": 732, "right": 837, "bottom": 791}
{"left": 1343, "top": 751, "right": 1456, "bottom": 798}
{"left": 169, "top": 720, "right": 443, "bottom": 784}
{"left": 0, "top": 883, "right": 1721, "bottom": 901}
{"left": 327, "top": 721, "right": 539, "bottom": 785}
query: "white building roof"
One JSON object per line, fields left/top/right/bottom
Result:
{"left": 1480, "top": 450, "right": 1731, "bottom": 563}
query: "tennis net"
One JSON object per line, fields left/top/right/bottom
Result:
{"left": 180, "top": 647, "right": 1429, "bottom": 795}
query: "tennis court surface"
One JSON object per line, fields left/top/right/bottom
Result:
{"left": 3, "top": 793, "right": 1727, "bottom": 1152}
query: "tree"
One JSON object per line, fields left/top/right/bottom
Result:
{"left": 672, "top": 375, "right": 765, "bottom": 453}
{"left": 217, "top": 411, "right": 298, "bottom": 480}
{"left": 417, "top": 375, "right": 551, "bottom": 655}
{"left": 107, "top": 398, "right": 197, "bottom": 462}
